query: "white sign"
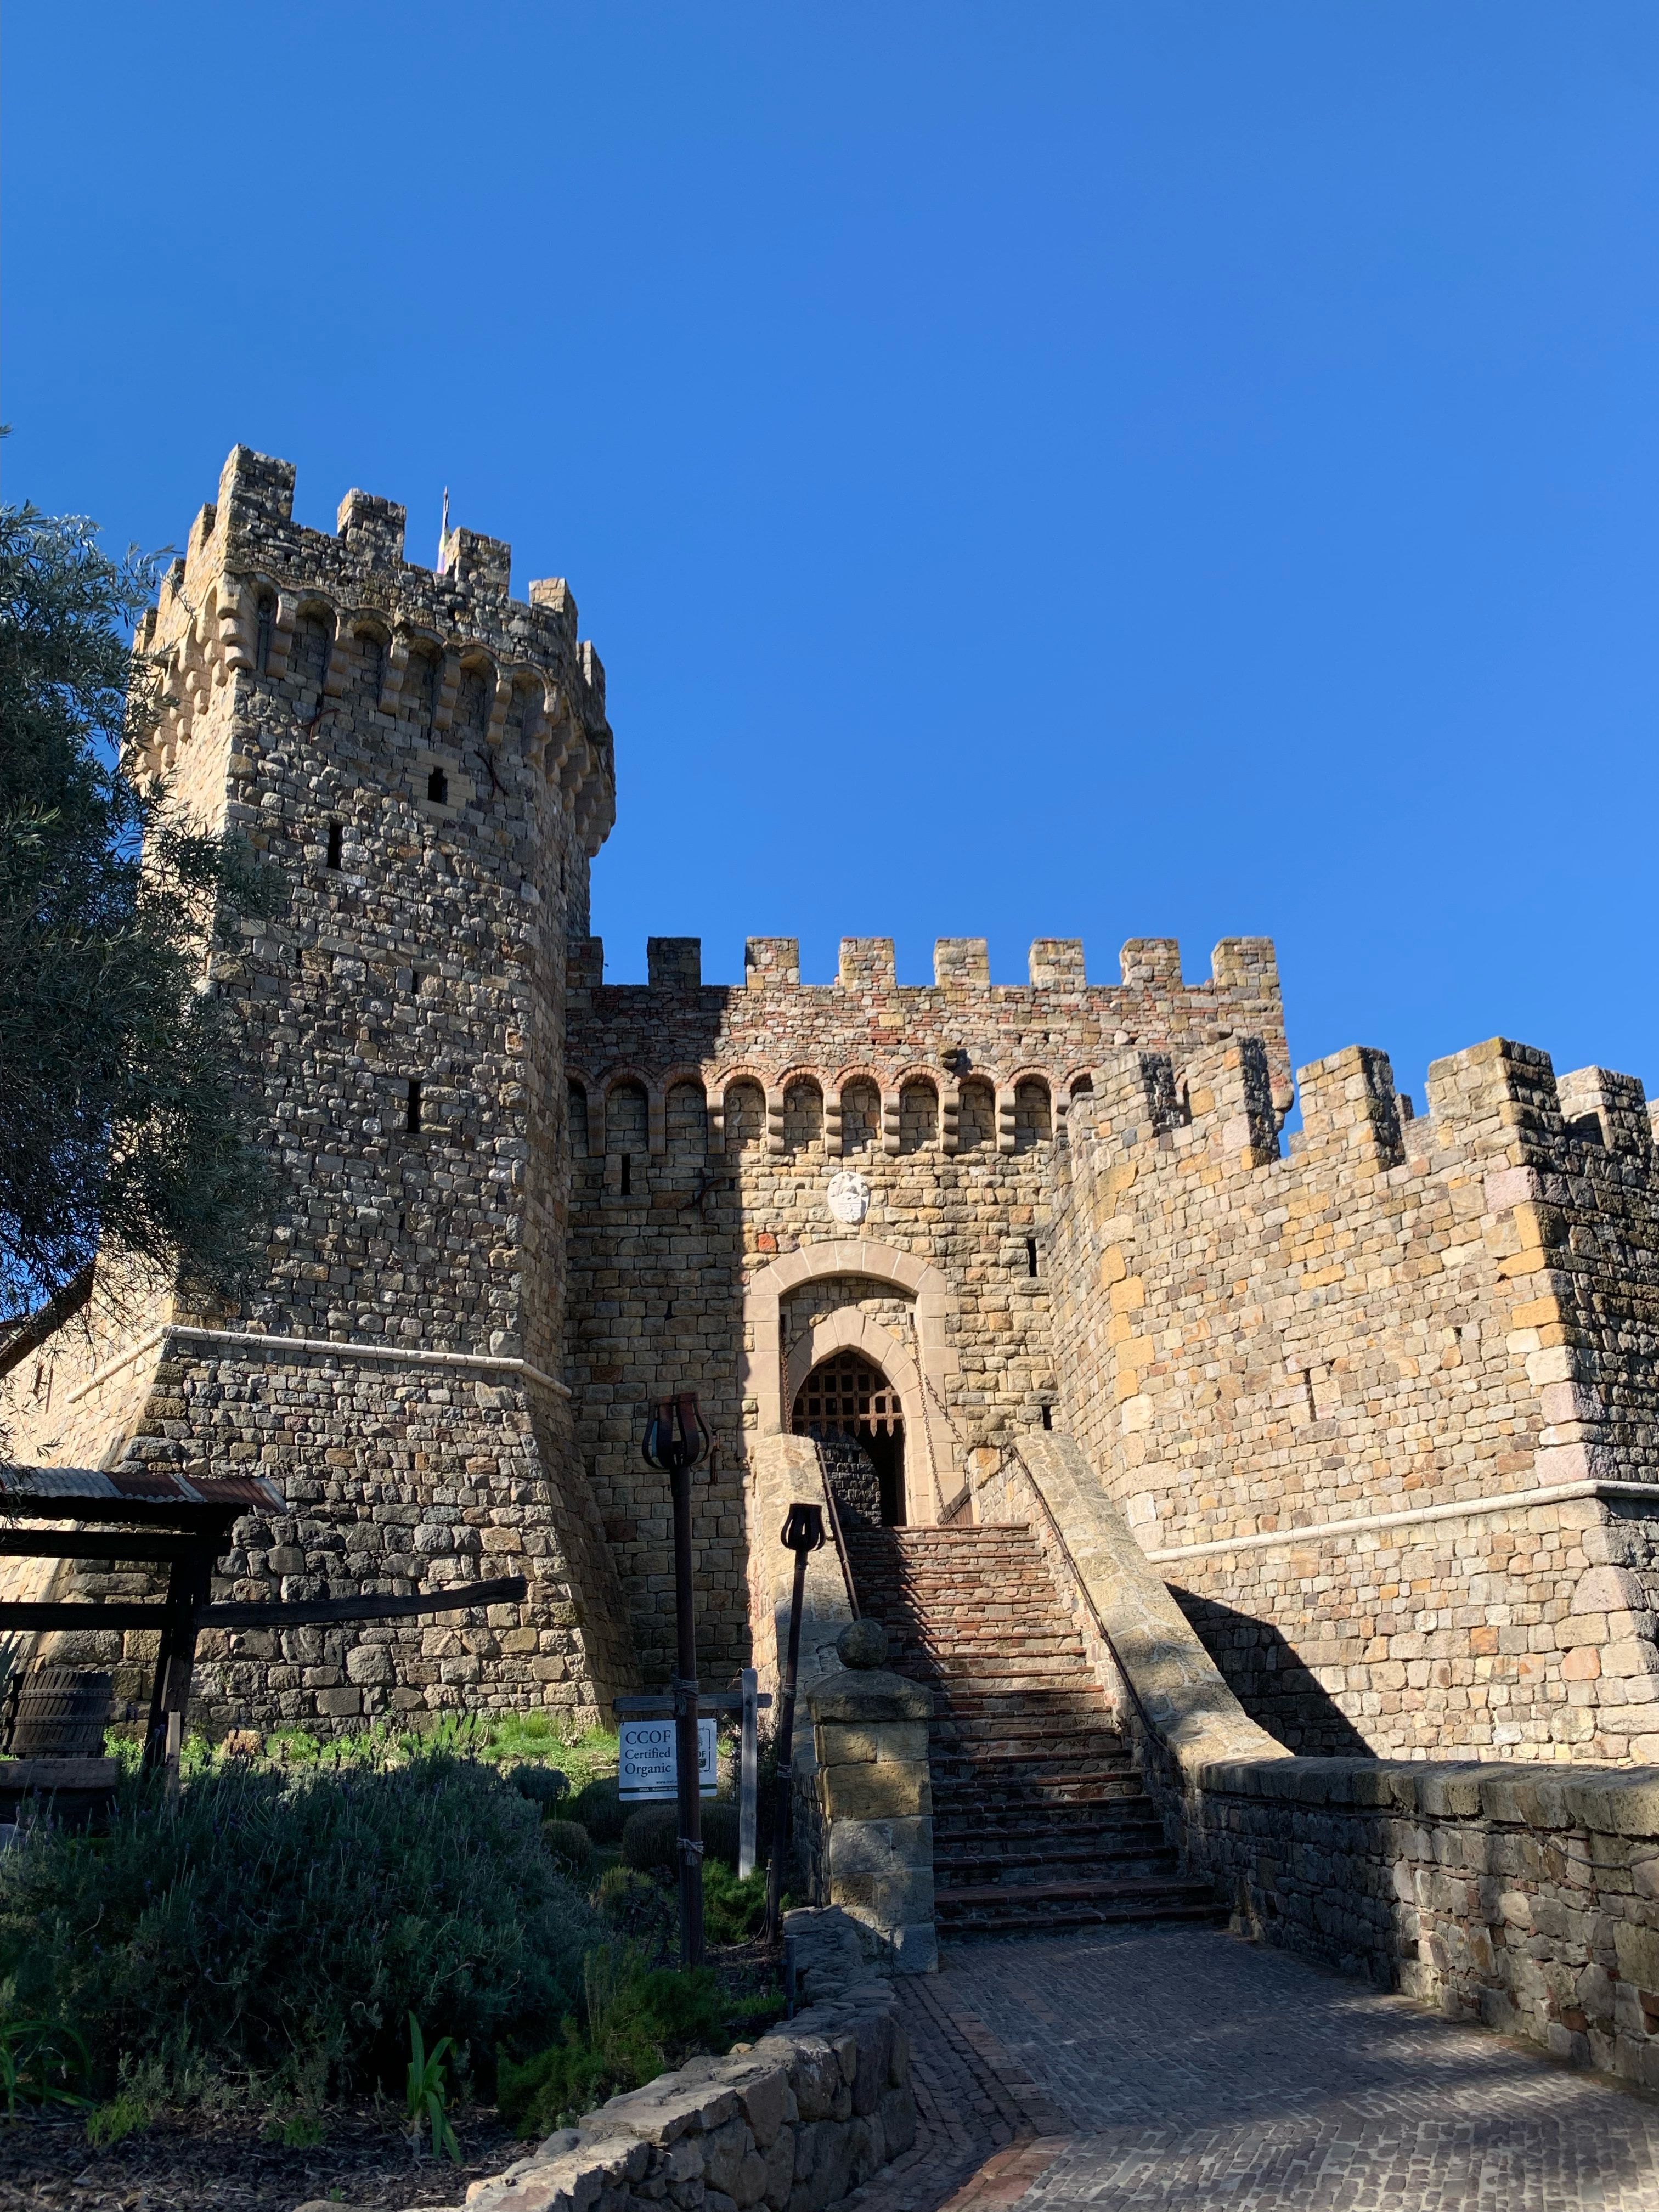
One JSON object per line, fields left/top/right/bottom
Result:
{"left": 826, "top": 1170, "right": 871, "bottom": 1225}
{"left": 618, "top": 1717, "right": 719, "bottom": 1800}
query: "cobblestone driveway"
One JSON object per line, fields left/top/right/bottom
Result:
{"left": 868, "top": 1924, "right": 1659, "bottom": 2212}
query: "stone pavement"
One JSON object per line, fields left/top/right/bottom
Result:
{"left": 851, "top": 1923, "right": 1659, "bottom": 2212}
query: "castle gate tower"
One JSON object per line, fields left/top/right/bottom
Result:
{"left": 6, "top": 448, "right": 636, "bottom": 1730}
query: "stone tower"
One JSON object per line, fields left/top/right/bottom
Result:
{"left": 9, "top": 447, "right": 636, "bottom": 1726}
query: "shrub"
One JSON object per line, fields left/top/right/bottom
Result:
{"left": 0, "top": 1753, "right": 599, "bottom": 2103}
{"left": 701, "top": 1802, "right": 739, "bottom": 1869}
{"left": 497, "top": 1944, "right": 733, "bottom": 2138}
{"left": 702, "top": 1861, "right": 768, "bottom": 1945}
{"left": 572, "top": 1776, "right": 627, "bottom": 1844}
{"left": 541, "top": 1819, "right": 594, "bottom": 1880}
{"left": 509, "top": 1764, "right": 570, "bottom": 1811}
{"left": 619, "top": 1803, "right": 677, "bottom": 1874}
{"left": 619, "top": 1798, "right": 740, "bottom": 1876}
{"left": 594, "top": 1866, "right": 677, "bottom": 1958}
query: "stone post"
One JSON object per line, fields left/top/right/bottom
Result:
{"left": 804, "top": 1620, "right": 937, "bottom": 1974}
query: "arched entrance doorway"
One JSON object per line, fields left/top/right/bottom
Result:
{"left": 792, "top": 1350, "right": 906, "bottom": 1527}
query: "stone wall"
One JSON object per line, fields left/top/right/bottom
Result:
{"left": 3, "top": 446, "right": 636, "bottom": 1728}
{"left": 564, "top": 931, "right": 1288, "bottom": 1683}
{"left": 1009, "top": 1431, "right": 1659, "bottom": 2086}
{"left": 1048, "top": 1034, "right": 1659, "bottom": 1762}
{"left": 1191, "top": 1756, "right": 1659, "bottom": 2088}
{"left": 449, "top": 1918, "right": 916, "bottom": 2212}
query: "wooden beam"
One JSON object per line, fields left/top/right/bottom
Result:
{"left": 0, "top": 1497, "right": 243, "bottom": 1532}
{"left": 0, "top": 1532, "right": 219, "bottom": 1564}
{"left": 0, "top": 1576, "right": 530, "bottom": 1634}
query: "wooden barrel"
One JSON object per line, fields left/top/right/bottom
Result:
{"left": 7, "top": 1668, "right": 114, "bottom": 1758}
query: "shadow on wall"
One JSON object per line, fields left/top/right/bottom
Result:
{"left": 1169, "top": 1588, "right": 1377, "bottom": 1759}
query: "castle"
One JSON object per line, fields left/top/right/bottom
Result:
{"left": 8, "top": 445, "right": 1659, "bottom": 1769}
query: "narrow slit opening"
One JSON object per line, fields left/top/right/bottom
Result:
{"left": 326, "top": 821, "right": 343, "bottom": 869}
{"left": 405, "top": 1080, "right": 422, "bottom": 1134}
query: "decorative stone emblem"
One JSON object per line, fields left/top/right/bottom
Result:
{"left": 826, "top": 1171, "right": 871, "bottom": 1226}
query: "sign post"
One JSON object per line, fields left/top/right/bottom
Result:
{"left": 738, "top": 1667, "right": 760, "bottom": 1878}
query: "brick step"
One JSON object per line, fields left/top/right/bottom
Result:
{"left": 938, "top": 1716, "right": 1132, "bottom": 1752}
{"left": 935, "top": 1801, "right": 1165, "bottom": 1842}
{"left": 931, "top": 1744, "right": 1136, "bottom": 1779}
{"left": 938, "top": 1895, "right": 1226, "bottom": 1939}
{"left": 940, "top": 1863, "right": 1180, "bottom": 1895}
{"left": 935, "top": 1874, "right": 1220, "bottom": 1917}
{"left": 846, "top": 1523, "right": 1204, "bottom": 1939}
{"left": 937, "top": 1836, "right": 1172, "bottom": 1880}
{"left": 888, "top": 1631, "right": 1087, "bottom": 1655}
{"left": 906, "top": 1663, "right": 1095, "bottom": 1689}
{"left": 928, "top": 1686, "right": 1120, "bottom": 1716}
{"left": 933, "top": 1776, "right": 1146, "bottom": 1812}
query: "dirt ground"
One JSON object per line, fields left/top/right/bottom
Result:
{"left": 0, "top": 2103, "right": 521, "bottom": 2211}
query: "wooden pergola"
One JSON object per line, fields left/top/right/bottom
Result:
{"left": 0, "top": 1464, "right": 527, "bottom": 1777}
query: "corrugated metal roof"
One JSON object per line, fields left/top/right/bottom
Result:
{"left": 0, "top": 1465, "right": 285, "bottom": 1516}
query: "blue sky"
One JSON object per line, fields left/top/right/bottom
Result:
{"left": 7, "top": 5, "right": 1656, "bottom": 1108}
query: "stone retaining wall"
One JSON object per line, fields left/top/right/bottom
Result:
{"left": 1191, "top": 1756, "right": 1659, "bottom": 2086}
{"left": 435, "top": 1917, "right": 915, "bottom": 2212}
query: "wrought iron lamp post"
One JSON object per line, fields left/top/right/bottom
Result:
{"left": 642, "top": 1390, "right": 712, "bottom": 1967}
{"left": 764, "top": 1500, "right": 826, "bottom": 1944}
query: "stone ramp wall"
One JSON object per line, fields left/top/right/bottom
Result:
{"left": 427, "top": 1914, "right": 915, "bottom": 2212}
{"left": 1192, "top": 1756, "right": 1659, "bottom": 2087}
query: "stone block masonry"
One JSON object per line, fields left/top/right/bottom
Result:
{"left": 5, "top": 447, "right": 635, "bottom": 1726}
{"left": 1048, "top": 1033, "right": 1659, "bottom": 1762}
{"left": 8, "top": 438, "right": 1659, "bottom": 1772}
{"left": 563, "top": 929, "right": 1289, "bottom": 1684}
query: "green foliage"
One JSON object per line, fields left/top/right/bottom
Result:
{"left": 84, "top": 2088, "right": 154, "bottom": 2147}
{"left": 0, "top": 499, "right": 279, "bottom": 1315}
{"left": 0, "top": 1751, "right": 598, "bottom": 2104}
{"left": 509, "top": 1763, "right": 570, "bottom": 1811}
{"left": 254, "top": 1715, "right": 619, "bottom": 1797}
{"left": 572, "top": 1776, "right": 628, "bottom": 1845}
{"left": 540, "top": 1819, "right": 594, "bottom": 1880}
{"left": 405, "top": 2014, "right": 461, "bottom": 2164}
{"left": 0, "top": 2016, "right": 91, "bottom": 2114}
{"left": 702, "top": 1861, "right": 769, "bottom": 1946}
{"left": 620, "top": 1799, "right": 740, "bottom": 1875}
{"left": 496, "top": 1945, "right": 735, "bottom": 2139}
{"left": 620, "top": 1802, "right": 679, "bottom": 1874}
{"left": 594, "top": 1864, "right": 679, "bottom": 1960}
{"left": 701, "top": 1802, "right": 740, "bottom": 1869}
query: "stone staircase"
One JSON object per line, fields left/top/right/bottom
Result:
{"left": 842, "top": 1523, "right": 1222, "bottom": 1939}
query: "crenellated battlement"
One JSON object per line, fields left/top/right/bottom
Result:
{"left": 562, "top": 932, "right": 1290, "bottom": 1163}
{"left": 134, "top": 447, "right": 615, "bottom": 856}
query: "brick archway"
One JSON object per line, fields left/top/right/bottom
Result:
{"left": 741, "top": 1239, "right": 957, "bottom": 1523}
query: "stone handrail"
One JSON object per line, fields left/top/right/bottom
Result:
{"left": 994, "top": 1432, "right": 1288, "bottom": 1779}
